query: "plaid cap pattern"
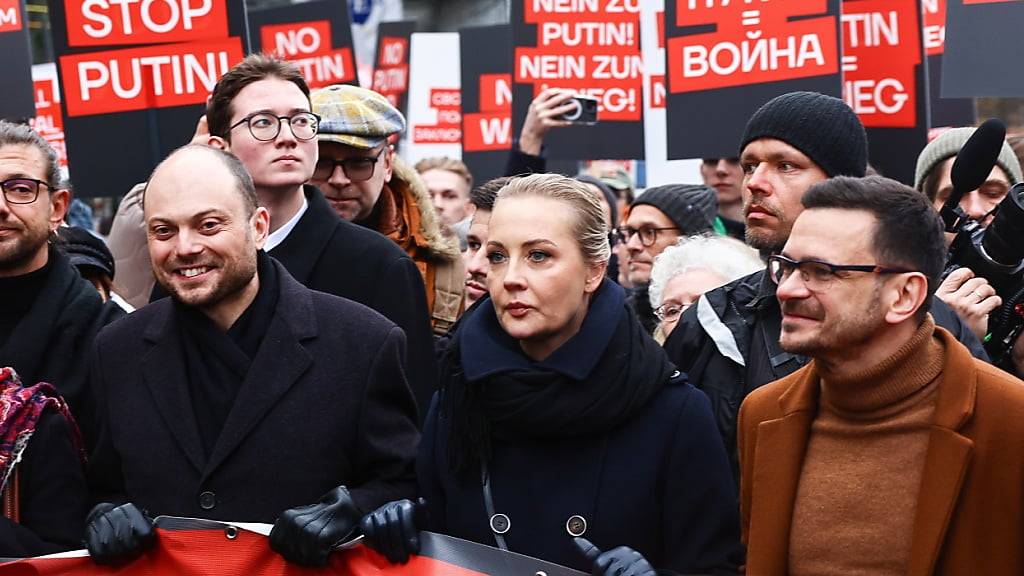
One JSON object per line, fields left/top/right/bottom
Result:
{"left": 312, "top": 84, "right": 406, "bottom": 149}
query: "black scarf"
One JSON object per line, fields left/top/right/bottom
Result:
{"left": 176, "top": 251, "right": 279, "bottom": 456}
{"left": 442, "top": 280, "right": 677, "bottom": 476}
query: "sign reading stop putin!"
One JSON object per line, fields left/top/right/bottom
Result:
{"left": 64, "top": 0, "right": 228, "bottom": 47}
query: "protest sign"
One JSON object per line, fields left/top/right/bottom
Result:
{"left": 942, "top": 0, "right": 1024, "bottom": 97}
{"left": 29, "top": 63, "right": 68, "bottom": 175}
{"left": 920, "top": 0, "right": 974, "bottom": 127}
{"left": 842, "top": 0, "right": 928, "bottom": 184}
{"left": 461, "top": 24, "right": 513, "bottom": 184}
{"left": 640, "top": 0, "right": 700, "bottom": 187}
{"left": 663, "top": 0, "right": 842, "bottom": 159}
{"left": 512, "top": 0, "right": 646, "bottom": 160}
{"left": 0, "top": 0, "right": 35, "bottom": 121}
{"left": 46, "top": 0, "right": 248, "bottom": 197}
{"left": 402, "top": 33, "right": 461, "bottom": 165}
{"left": 372, "top": 20, "right": 415, "bottom": 118}
{"left": 248, "top": 1, "right": 357, "bottom": 90}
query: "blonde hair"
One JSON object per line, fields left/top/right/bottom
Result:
{"left": 414, "top": 156, "right": 474, "bottom": 189}
{"left": 497, "top": 173, "right": 611, "bottom": 265}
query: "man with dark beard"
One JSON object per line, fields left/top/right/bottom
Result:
{"left": 739, "top": 176, "right": 1024, "bottom": 574}
{"left": 663, "top": 92, "right": 986, "bottom": 479}
{"left": 86, "top": 145, "right": 419, "bottom": 567}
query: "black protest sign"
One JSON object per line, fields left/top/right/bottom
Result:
{"left": 372, "top": 20, "right": 415, "bottom": 119}
{"left": 942, "top": 0, "right": 1024, "bottom": 98}
{"left": 842, "top": 0, "right": 928, "bottom": 184}
{"left": 248, "top": 0, "right": 357, "bottom": 90}
{"left": 512, "top": 0, "right": 645, "bottom": 160}
{"left": 663, "top": 0, "right": 842, "bottom": 159}
{"left": 461, "top": 24, "right": 513, "bottom": 185}
{"left": 47, "top": 0, "right": 249, "bottom": 197}
{"left": 921, "top": 0, "right": 974, "bottom": 127}
{"left": 0, "top": 0, "right": 35, "bottom": 121}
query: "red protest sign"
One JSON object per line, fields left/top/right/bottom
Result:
{"left": 667, "top": 0, "right": 839, "bottom": 93}
{"left": 413, "top": 88, "right": 462, "bottom": 144}
{"left": 842, "top": 0, "right": 921, "bottom": 128}
{"left": 30, "top": 68, "right": 68, "bottom": 169}
{"left": 373, "top": 36, "right": 410, "bottom": 107}
{"left": 65, "top": 0, "right": 229, "bottom": 47}
{"left": 59, "top": 37, "right": 244, "bottom": 117}
{"left": 921, "top": 0, "right": 946, "bottom": 55}
{"left": 963, "top": 0, "right": 1021, "bottom": 3}
{"left": 261, "top": 19, "right": 331, "bottom": 57}
{"left": 464, "top": 73, "right": 512, "bottom": 152}
{"left": 514, "top": 0, "right": 644, "bottom": 121}
{"left": 0, "top": 0, "right": 22, "bottom": 32}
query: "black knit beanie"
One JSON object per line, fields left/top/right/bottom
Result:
{"left": 740, "top": 91, "right": 868, "bottom": 178}
{"left": 630, "top": 184, "right": 718, "bottom": 235}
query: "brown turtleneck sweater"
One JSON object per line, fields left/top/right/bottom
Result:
{"left": 788, "top": 318, "right": 945, "bottom": 575}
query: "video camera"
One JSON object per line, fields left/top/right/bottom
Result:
{"left": 942, "top": 119, "right": 1024, "bottom": 366}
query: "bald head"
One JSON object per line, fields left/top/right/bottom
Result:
{"left": 145, "top": 144, "right": 258, "bottom": 217}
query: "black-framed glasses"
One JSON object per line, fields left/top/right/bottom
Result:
{"left": 312, "top": 149, "right": 385, "bottom": 182}
{"left": 654, "top": 301, "right": 692, "bottom": 323}
{"left": 229, "top": 111, "right": 320, "bottom": 141}
{"left": 768, "top": 254, "right": 915, "bottom": 292}
{"left": 1, "top": 178, "right": 51, "bottom": 205}
{"left": 613, "top": 226, "right": 679, "bottom": 247}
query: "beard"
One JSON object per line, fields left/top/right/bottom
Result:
{"left": 779, "top": 284, "right": 884, "bottom": 358}
{"left": 743, "top": 197, "right": 791, "bottom": 255}
{"left": 0, "top": 217, "right": 50, "bottom": 275}
{"left": 160, "top": 239, "right": 258, "bottom": 311}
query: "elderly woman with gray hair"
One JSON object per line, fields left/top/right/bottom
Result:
{"left": 649, "top": 235, "right": 764, "bottom": 342}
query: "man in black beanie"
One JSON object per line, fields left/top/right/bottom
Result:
{"left": 619, "top": 184, "right": 717, "bottom": 333}
{"left": 662, "top": 91, "right": 988, "bottom": 482}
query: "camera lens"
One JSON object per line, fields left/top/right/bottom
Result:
{"left": 563, "top": 99, "right": 582, "bottom": 121}
{"left": 982, "top": 183, "right": 1024, "bottom": 266}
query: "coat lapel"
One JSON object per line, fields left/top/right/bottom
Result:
{"left": 201, "top": 264, "right": 316, "bottom": 480}
{"left": 745, "top": 368, "right": 818, "bottom": 574}
{"left": 141, "top": 302, "right": 207, "bottom": 473}
{"left": 267, "top": 186, "right": 336, "bottom": 284}
{"left": 906, "top": 328, "right": 977, "bottom": 576}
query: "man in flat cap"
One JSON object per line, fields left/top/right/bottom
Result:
{"left": 310, "top": 85, "right": 464, "bottom": 342}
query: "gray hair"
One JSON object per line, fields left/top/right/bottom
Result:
{"left": 497, "top": 173, "right": 610, "bottom": 266}
{"left": 0, "top": 121, "right": 61, "bottom": 188}
{"left": 649, "top": 234, "right": 764, "bottom": 309}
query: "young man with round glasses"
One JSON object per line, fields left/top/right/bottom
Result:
{"left": 310, "top": 84, "right": 464, "bottom": 338}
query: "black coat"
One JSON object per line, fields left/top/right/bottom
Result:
{"left": 663, "top": 268, "right": 991, "bottom": 482}
{"left": 0, "top": 248, "right": 123, "bottom": 444}
{"left": 88, "top": 258, "right": 420, "bottom": 521}
{"left": 270, "top": 185, "right": 438, "bottom": 422}
{"left": 419, "top": 285, "right": 742, "bottom": 574}
{"left": 0, "top": 410, "right": 88, "bottom": 557}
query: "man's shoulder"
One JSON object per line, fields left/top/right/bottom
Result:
{"left": 96, "top": 298, "right": 172, "bottom": 344}
{"left": 740, "top": 366, "right": 807, "bottom": 422}
{"left": 305, "top": 288, "right": 397, "bottom": 334}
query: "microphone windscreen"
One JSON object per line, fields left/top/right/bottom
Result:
{"left": 951, "top": 118, "right": 1007, "bottom": 195}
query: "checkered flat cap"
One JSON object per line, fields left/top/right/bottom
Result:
{"left": 312, "top": 84, "right": 406, "bottom": 149}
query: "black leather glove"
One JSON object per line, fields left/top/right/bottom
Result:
{"left": 84, "top": 502, "right": 157, "bottom": 565}
{"left": 270, "top": 485, "right": 361, "bottom": 566}
{"left": 574, "top": 537, "right": 657, "bottom": 576}
{"left": 359, "top": 498, "right": 426, "bottom": 564}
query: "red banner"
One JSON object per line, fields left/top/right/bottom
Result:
{"left": 0, "top": 0, "right": 22, "bottom": 32}
{"left": 666, "top": 0, "right": 839, "bottom": 93}
{"left": 59, "top": 37, "right": 244, "bottom": 117}
{"left": 373, "top": 35, "right": 410, "bottom": 107}
{"left": 413, "top": 88, "right": 462, "bottom": 144}
{"left": 921, "top": 0, "right": 946, "bottom": 55}
{"left": 463, "top": 73, "right": 512, "bottom": 152}
{"left": 30, "top": 69, "right": 68, "bottom": 170}
{"left": 514, "top": 0, "right": 643, "bottom": 121}
{"left": 65, "top": 0, "right": 229, "bottom": 47}
{"left": 260, "top": 19, "right": 355, "bottom": 89}
{"left": 842, "top": 0, "right": 921, "bottom": 128}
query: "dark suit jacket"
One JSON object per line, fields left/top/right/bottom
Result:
{"left": 738, "top": 326, "right": 1024, "bottom": 575}
{"left": 270, "top": 185, "right": 438, "bottom": 422}
{"left": 88, "top": 258, "right": 420, "bottom": 522}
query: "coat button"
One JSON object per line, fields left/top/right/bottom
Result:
{"left": 199, "top": 491, "right": 216, "bottom": 510}
{"left": 566, "top": 515, "right": 587, "bottom": 537}
{"left": 489, "top": 513, "right": 510, "bottom": 534}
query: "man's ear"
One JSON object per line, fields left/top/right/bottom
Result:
{"left": 885, "top": 272, "right": 930, "bottom": 325}
{"left": 382, "top": 145, "right": 394, "bottom": 182}
{"left": 251, "top": 207, "right": 271, "bottom": 250}
{"left": 49, "top": 189, "right": 70, "bottom": 231}
{"left": 208, "top": 135, "right": 230, "bottom": 151}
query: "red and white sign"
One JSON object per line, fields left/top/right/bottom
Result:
{"left": 463, "top": 73, "right": 512, "bottom": 152}
{"left": 30, "top": 63, "right": 68, "bottom": 171}
{"left": 514, "top": 0, "right": 644, "bottom": 121}
{"left": 414, "top": 88, "right": 462, "bottom": 144}
{"left": 65, "top": 0, "right": 229, "bottom": 47}
{"left": 59, "top": 36, "right": 244, "bottom": 116}
{"left": 841, "top": 0, "right": 921, "bottom": 128}
{"left": 921, "top": 0, "right": 946, "bottom": 55}
{"left": 667, "top": 0, "right": 839, "bottom": 93}
{"left": 260, "top": 20, "right": 355, "bottom": 89}
{"left": 0, "top": 0, "right": 22, "bottom": 32}
{"left": 372, "top": 35, "right": 409, "bottom": 107}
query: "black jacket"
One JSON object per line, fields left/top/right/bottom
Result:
{"left": 663, "top": 268, "right": 991, "bottom": 481}
{"left": 0, "top": 248, "right": 123, "bottom": 444}
{"left": 419, "top": 283, "right": 742, "bottom": 574}
{"left": 88, "top": 257, "right": 420, "bottom": 521}
{"left": 0, "top": 410, "right": 88, "bottom": 558}
{"left": 268, "top": 185, "right": 438, "bottom": 422}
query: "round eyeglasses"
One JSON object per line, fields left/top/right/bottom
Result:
{"left": 229, "top": 112, "right": 321, "bottom": 141}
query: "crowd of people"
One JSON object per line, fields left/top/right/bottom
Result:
{"left": 2, "top": 51, "right": 1024, "bottom": 575}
